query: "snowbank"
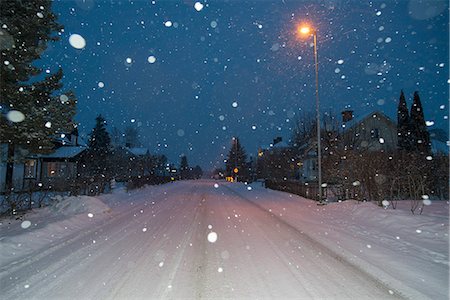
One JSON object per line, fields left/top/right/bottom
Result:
{"left": 51, "top": 195, "right": 112, "bottom": 216}
{"left": 0, "top": 195, "right": 112, "bottom": 269}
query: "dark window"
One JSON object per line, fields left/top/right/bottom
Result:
{"left": 371, "top": 128, "right": 379, "bottom": 139}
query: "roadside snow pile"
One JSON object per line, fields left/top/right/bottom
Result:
{"left": 0, "top": 196, "right": 111, "bottom": 269}
{"left": 51, "top": 195, "right": 111, "bottom": 216}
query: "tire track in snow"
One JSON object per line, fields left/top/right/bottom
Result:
{"left": 1, "top": 186, "right": 182, "bottom": 299}
{"left": 222, "top": 184, "right": 406, "bottom": 299}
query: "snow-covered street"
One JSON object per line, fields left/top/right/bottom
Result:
{"left": 1, "top": 180, "right": 448, "bottom": 299}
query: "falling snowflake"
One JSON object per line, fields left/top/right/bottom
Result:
{"left": 194, "top": 2, "right": 204, "bottom": 12}
{"left": 69, "top": 34, "right": 86, "bottom": 49}
{"left": 60, "top": 94, "right": 69, "bottom": 103}
{"left": 7, "top": 110, "right": 25, "bottom": 123}
{"left": 21, "top": 220, "right": 31, "bottom": 229}
{"left": 207, "top": 231, "right": 218, "bottom": 243}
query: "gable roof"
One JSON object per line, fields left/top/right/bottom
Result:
{"left": 343, "top": 111, "right": 396, "bottom": 132}
{"left": 128, "top": 147, "right": 149, "bottom": 156}
{"left": 37, "top": 146, "right": 86, "bottom": 159}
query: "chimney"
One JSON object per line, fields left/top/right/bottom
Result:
{"left": 273, "top": 137, "right": 282, "bottom": 145}
{"left": 71, "top": 127, "right": 79, "bottom": 146}
{"left": 342, "top": 110, "right": 354, "bottom": 122}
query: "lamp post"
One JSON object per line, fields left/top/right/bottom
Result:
{"left": 297, "top": 24, "right": 323, "bottom": 202}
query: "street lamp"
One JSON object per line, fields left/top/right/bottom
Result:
{"left": 297, "top": 23, "right": 323, "bottom": 203}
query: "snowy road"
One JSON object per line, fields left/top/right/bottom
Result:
{"left": 2, "top": 180, "right": 402, "bottom": 299}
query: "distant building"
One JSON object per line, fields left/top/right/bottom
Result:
{"left": 256, "top": 137, "right": 297, "bottom": 181}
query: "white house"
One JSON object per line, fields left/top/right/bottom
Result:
{"left": 297, "top": 111, "right": 398, "bottom": 184}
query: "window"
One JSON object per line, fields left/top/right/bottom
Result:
{"left": 24, "top": 159, "right": 37, "bottom": 178}
{"left": 46, "top": 162, "right": 59, "bottom": 177}
{"left": 371, "top": 128, "right": 379, "bottom": 139}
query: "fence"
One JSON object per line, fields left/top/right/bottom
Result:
{"left": 265, "top": 180, "right": 364, "bottom": 201}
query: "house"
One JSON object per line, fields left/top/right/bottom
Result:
{"left": 33, "top": 145, "right": 87, "bottom": 190}
{"left": 256, "top": 137, "right": 297, "bottom": 180}
{"left": 297, "top": 141, "right": 319, "bottom": 183}
{"left": 0, "top": 130, "right": 87, "bottom": 193}
{"left": 108, "top": 146, "right": 152, "bottom": 180}
{"left": 341, "top": 111, "right": 397, "bottom": 152}
{"left": 296, "top": 111, "right": 398, "bottom": 183}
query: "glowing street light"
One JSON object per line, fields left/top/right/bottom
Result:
{"left": 297, "top": 22, "right": 323, "bottom": 203}
{"left": 298, "top": 25, "right": 311, "bottom": 35}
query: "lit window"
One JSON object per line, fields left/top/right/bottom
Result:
{"left": 47, "top": 162, "right": 57, "bottom": 177}
{"left": 24, "top": 159, "right": 37, "bottom": 178}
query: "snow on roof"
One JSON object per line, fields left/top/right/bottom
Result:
{"left": 343, "top": 111, "right": 395, "bottom": 132}
{"left": 261, "top": 141, "right": 290, "bottom": 151}
{"left": 37, "top": 146, "right": 86, "bottom": 159}
{"left": 272, "top": 141, "right": 289, "bottom": 149}
{"left": 128, "top": 147, "right": 149, "bottom": 156}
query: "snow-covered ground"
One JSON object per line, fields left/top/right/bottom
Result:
{"left": 0, "top": 180, "right": 448, "bottom": 299}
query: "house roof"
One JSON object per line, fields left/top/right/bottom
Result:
{"left": 260, "top": 141, "right": 290, "bottom": 151}
{"left": 37, "top": 146, "right": 86, "bottom": 159}
{"left": 343, "top": 111, "right": 395, "bottom": 132}
{"left": 128, "top": 147, "right": 149, "bottom": 156}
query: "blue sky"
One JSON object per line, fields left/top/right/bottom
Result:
{"left": 40, "top": 0, "right": 449, "bottom": 170}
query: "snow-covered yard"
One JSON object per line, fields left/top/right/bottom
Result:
{"left": 0, "top": 180, "right": 448, "bottom": 299}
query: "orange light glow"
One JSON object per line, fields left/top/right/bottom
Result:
{"left": 299, "top": 26, "right": 311, "bottom": 35}
{"left": 296, "top": 23, "right": 315, "bottom": 38}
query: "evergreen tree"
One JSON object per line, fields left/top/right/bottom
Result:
{"left": 88, "top": 115, "right": 111, "bottom": 154}
{"left": 410, "top": 91, "right": 431, "bottom": 153}
{"left": 397, "top": 90, "right": 411, "bottom": 151}
{"left": 225, "top": 137, "right": 248, "bottom": 181}
{"left": 0, "top": 1, "right": 76, "bottom": 192}
{"left": 179, "top": 155, "right": 190, "bottom": 179}
{"left": 85, "top": 115, "right": 112, "bottom": 182}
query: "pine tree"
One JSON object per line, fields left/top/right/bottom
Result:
{"left": 0, "top": 1, "right": 76, "bottom": 192}
{"left": 88, "top": 115, "right": 111, "bottom": 154}
{"left": 179, "top": 155, "right": 190, "bottom": 179}
{"left": 410, "top": 91, "right": 431, "bottom": 153}
{"left": 85, "top": 115, "right": 112, "bottom": 181}
{"left": 397, "top": 90, "right": 411, "bottom": 151}
{"left": 226, "top": 137, "right": 248, "bottom": 181}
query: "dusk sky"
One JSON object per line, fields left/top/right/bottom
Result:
{"left": 39, "top": 0, "right": 449, "bottom": 170}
